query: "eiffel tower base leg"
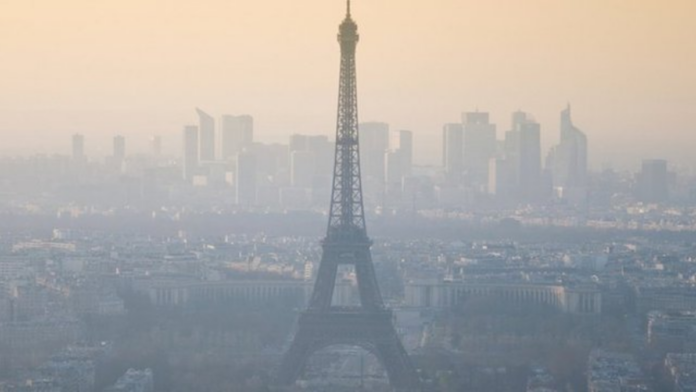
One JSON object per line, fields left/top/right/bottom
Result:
{"left": 276, "top": 311, "right": 421, "bottom": 391}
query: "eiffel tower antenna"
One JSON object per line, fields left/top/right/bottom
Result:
{"left": 276, "top": 3, "right": 421, "bottom": 391}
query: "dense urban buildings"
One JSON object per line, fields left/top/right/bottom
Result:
{"left": 0, "top": 82, "right": 693, "bottom": 391}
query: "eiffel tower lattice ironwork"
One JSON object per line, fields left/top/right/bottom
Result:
{"left": 276, "top": 2, "right": 420, "bottom": 391}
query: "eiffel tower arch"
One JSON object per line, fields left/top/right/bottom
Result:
{"left": 276, "top": 2, "right": 421, "bottom": 391}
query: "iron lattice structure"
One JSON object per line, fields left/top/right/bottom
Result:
{"left": 276, "top": 2, "right": 421, "bottom": 391}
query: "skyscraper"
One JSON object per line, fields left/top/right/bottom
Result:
{"left": 385, "top": 149, "right": 405, "bottom": 189}
{"left": 638, "top": 159, "right": 669, "bottom": 203}
{"left": 288, "top": 134, "right": 333, "bottom": 189}
{"left": 487, "top": 112, "right": 525, "bottom": 199}
{"left": 390, "top": 129, "right": 413, "bottom": 177}
{"left": 289, "top": 134, "right": 309, "bottom": 153}
{"left": 463, "top": 111, "right": 496, "bottom": 187}
{"left": 549, "top": 104, "right": 588, "bottom": 190}
{"left": 488, "top": 157, "right": 514, "bottom": 197}
{"left": 287, "top": 134, "right": 334, "bottom": 206}
{"left": 503, "top": 113, "right": 524, "bottom": 186}
{"left": 442, "top": 123, "right": 464, "bottom": 183}
{"left": 182, "top": 125, "right": 199, "bottom": 181}
{"left": 499, "top": 111, "right": 543, "bottom": 202}
{"left": 196, "top": 108, "right": 215, "bottom": 162}
{"left": 383, "top": 130, "right": 413, "bottom": 201}
{"left": 72, "top": 134, "right": 85, "bottom": 161}
{"left": 220, "top": 115, "right": 253, "bottom": 160}
{"left": 517, "top": 116, "right": 542, "bottom": 201}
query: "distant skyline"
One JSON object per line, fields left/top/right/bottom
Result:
{"left": 1, "top": 0, "right": 694, "bottom": 170}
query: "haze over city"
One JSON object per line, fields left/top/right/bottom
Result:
{"left": 3, "top": 1, "right": 696, "bottom": 391}
{"left": 1, "top": 0, "right": 695, "bottom": 168}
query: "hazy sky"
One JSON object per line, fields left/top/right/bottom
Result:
{"left": 1, "top": 0, "right": 694, "bottom": 169}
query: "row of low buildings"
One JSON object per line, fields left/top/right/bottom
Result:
{"left": 138, "top": 272, "right": 605, "bottom": 316}
{"left": 2, "top": 226, "right": 696, "bottom": 390}
{"left": 404, "top": 279, "right": 602, "bottom": 315}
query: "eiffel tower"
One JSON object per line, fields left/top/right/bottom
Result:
{"left": 276, "top": 2, "right": 420, "bottom": 391}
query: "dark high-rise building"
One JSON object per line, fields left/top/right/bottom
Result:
{"left": 72, "top": 134, "right": 85, "bottom": 161}
{"left": 196, "top": 108, "right": 215, "bottom": 161}
{"left": 463, "top": 111, "right": 496, "bottom": 187}
{"left": 501, "top": 111, "right": 542, "bottom": 201}
{"left": 278, "top": 2, "right": 420, "bottom": 389}
{"left": 182, "top": 125, "right": 199, "bottom": 181}
{"left": 638, "top": 159, "right": 669, "bottom": 203}
{"left": 113, "top": 135, "right": 125, "bottom": 161}
{"left": 220, "top": 115, "right": 253, "bottom": 160}
{"left": 442, "top": 123, "right": 464, "bottom": 183}
{"left": 517, "top": 117, "right": 542, "bottom": 201}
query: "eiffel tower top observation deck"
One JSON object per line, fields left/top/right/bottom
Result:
{"left": 327, "top": 0, "right": 367, "bottom": 244}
